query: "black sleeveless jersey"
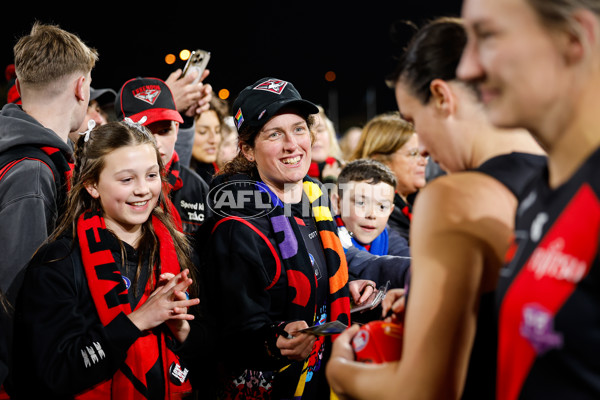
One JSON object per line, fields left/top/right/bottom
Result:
{"left": 475, "top": 152, "right": 547, "bottom": 200}
{"left": 461, "top": 152, "right": 546, "bottom": 400}
{"left": 496, "top": 147, "right": 600, "bottom": 399}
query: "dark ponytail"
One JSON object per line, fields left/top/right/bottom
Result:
{"left": 386, "top": 17, "right": 467, "bottom": 104}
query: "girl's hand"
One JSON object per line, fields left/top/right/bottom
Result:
{"left": 128, "top": 269, "right": 199, "bottom": 342}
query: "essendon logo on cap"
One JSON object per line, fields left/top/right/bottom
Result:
{"left": 132, "top": 85, "right": 161, "bottom": 105}
{"left": 254, "top": 79, "right": 288, "bottom": 94}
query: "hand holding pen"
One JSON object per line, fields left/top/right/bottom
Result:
{"left": 275, "top": 320, "right": 316, "bottom": 361}
{"left": 381, "top": 288, "right": 406, "bottom": 323}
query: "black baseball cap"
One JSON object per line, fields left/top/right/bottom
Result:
{"left": 115, "top": 77, "right": 183, "bottom": 125}
{"left": 90, "top": 87, "right": 116, "bottom": 107}
{"left": 232, "top": 77, "right": 318, "bottom": 132}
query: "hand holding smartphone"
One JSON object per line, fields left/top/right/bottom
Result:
{"left": 181, "top": 49, "right": 211, "bottom": 85}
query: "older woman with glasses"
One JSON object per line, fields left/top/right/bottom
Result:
{"left": 350, "top": 112, "right": 427, "bottom": 242}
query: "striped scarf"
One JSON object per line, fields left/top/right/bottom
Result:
{"left": 263, "top": 178, "right": 350, "bottom": 328}
{"left": 262, "top": 177, "right": 350, "bottom": 399}
{"left": 75, "top": 210, "right": 192, "bottom": 399}
{"left": 163, "top": 151, "right": 183, "bottom": 231}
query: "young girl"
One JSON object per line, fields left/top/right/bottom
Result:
{"left": 11, "top": 121, "right": 201, "bottom": 399}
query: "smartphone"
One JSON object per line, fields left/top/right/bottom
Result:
{"left": 181, "top": 49, "right": 211, "bottom": 84}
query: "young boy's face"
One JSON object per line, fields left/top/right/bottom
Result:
{"left": 337, "top": 180, "right": 395, "bottom": 246}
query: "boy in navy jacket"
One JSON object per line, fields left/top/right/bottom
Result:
{"left": 333, "top": 159, "right": 411, "bottom": 288}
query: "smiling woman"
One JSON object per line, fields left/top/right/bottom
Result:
{"left": 201, "top": 77, "right": 377, "bottom": 399}
{"left": 244, "top": 112, "right": 313, "bottom": 201}
{"left": 190, "top": 96, "right": 231, "bottom": 184}
{"left": 457, "top": 1, "right": 600, "bottom": 399}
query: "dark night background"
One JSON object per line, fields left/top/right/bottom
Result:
{"left": 1, "top": 1, "right": 463, "bottom": 134}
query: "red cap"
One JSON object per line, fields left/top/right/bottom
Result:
{"left": 115, "top": 77, "right": 183, "bottom": 126}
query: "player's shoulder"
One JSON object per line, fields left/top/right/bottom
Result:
{"left": 422, "top": 171, "right": 510, "bottom": 203}
{"left": 415, "top": 171, "right": 516, "bottom": 229}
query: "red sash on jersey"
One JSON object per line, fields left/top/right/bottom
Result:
{"left": 497, "top": 184, "right": 600, "bottom": 400}
{"left": 75, "top": 210, "right": 191, "bottom": 399}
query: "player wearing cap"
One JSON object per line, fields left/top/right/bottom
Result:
{"left": 87, "top": 87, "right": 117, "bottom": 123}
{"left": 115, "top": 77, "right": 211, "bottom": 244}
{"left": 201, "top": 77, "right": 376, "bottom": 399}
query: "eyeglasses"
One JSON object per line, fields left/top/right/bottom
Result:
{"left": 404, "top": 149, "right": 428, "bottom": 160}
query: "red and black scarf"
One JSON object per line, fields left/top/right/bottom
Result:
{"left": 307, "top": 156, "right": 339, "bottom": 182}
{"left": 265, "top": 178, "right": 350, "bottom": 327}
{"left": 163, "top": 152, "right": 184, "bottom": 232}
{"left": 164, "top": 152, "right": 183, "bottom": 194}
{"left": 75, "top": 209, "right": 192, "bottom": 399}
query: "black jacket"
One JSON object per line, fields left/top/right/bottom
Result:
{"left": 202, "top": 174, "right": 305, "bottom": 370}
{"left": 388, "top": 193, "right": 412, "bottom": 242}
{"left": 0, "top": 103, "right": 73, "bottom": 393}
{"left": 171, "top": 164, "right": 211, "bottom": 236}
{"left": 11, "top": 235, "right": 212, "bottom": 398}
{"left": 201, "top": 172, "right": 339, "bottom": 398}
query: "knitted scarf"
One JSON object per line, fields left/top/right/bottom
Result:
{"left": 307, "top": 157, "right": 339, "bottom": 183}
{"left": 163, "top": 152, "right": 184, "bottom": 231}
{"left": 261, "top": 177, "right": 350, "bottom": 398}
{"left": 164, "top": 151, "right": 183, "bottom": 193}
{"left": 75, "top": 210, "right": 192, "bottom": 399}
{"left": 395, "top": 193, "right": 412, "bottom": 222}
{"left": 262, "top": 177, "right": 350, "bottom": 327}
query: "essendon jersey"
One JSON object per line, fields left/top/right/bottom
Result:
{"left": 496, "top": 147, "right": 600, "bottom": 399}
